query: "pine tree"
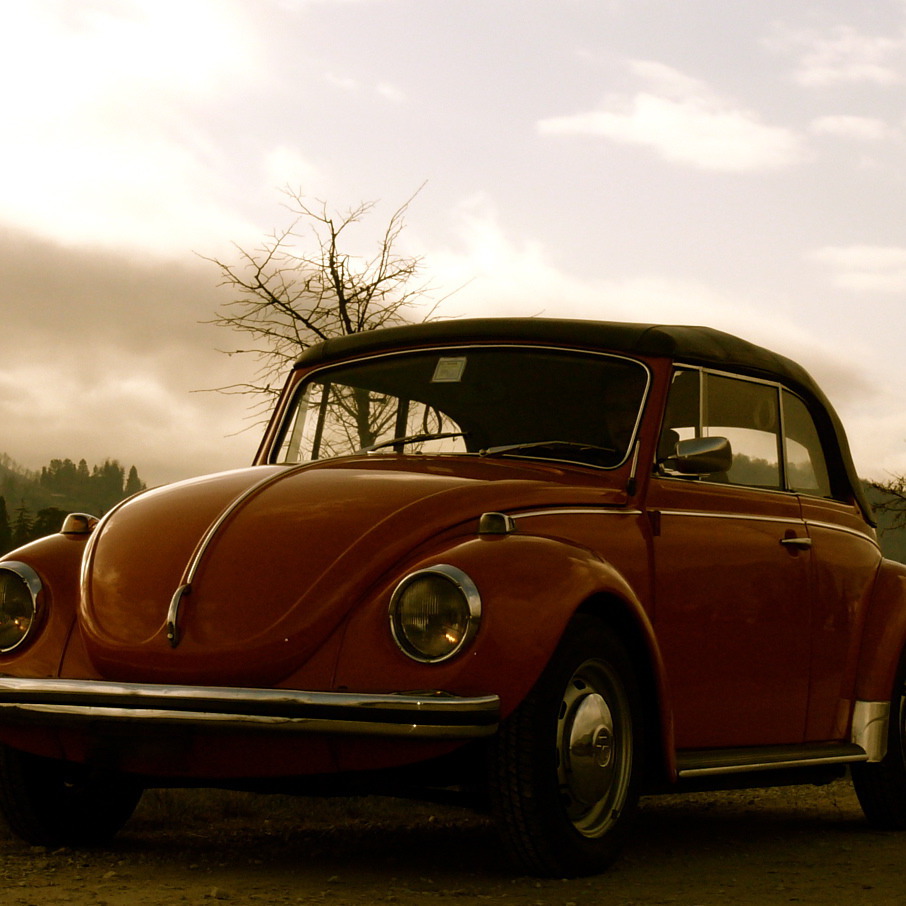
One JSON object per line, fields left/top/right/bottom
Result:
{"left": 11, "top": 502, "right": 32, "bottom": 548}
{"left": 124, "top": 465, "right": 145, "bottom": 496}
{"left": 0, "top": 497, "right": 12, "bottom": 554}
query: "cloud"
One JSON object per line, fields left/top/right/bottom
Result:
{"left": 0, "top": 230, "right": 258, "bottom": 485}
{"left": 768, "top": 24, "right": 906, "bottom": 86}
{"left": 325, "top": 71, "right": 406, "bottom": 103}
{"left": 428, "top": 198, "right": 869, "bottom": 392}
{"left": 0, "top": 1, "right": 264, "bottom": 256}
{"left": 809, "top": 115, "right": 895, "bottom": 141}
{"left": 376, "top": 82, "right": 407, "bottom": 104}
{"left": 325, "top": 72, "right": 361, "bottom": 91}
{"left": 812, "top": 245, "right": 906, "bottom": 292}
{"left": 537, "top": 61, "right": 806, "bottom": 172}
{"left": 263, "top": 146, "right": 325, "bottom": 194}
{"left": 426, "top": 201, "right": 896, "bottom": 474}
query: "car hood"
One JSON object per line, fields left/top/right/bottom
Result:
{"left": 79, "top": 459, "right": 626, "bottom": 685}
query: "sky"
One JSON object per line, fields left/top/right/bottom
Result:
{"left": 2, "top": 0, "right": 906, "bottom": 487}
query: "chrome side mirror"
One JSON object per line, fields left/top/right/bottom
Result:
{"left": 663, "top": 436, "right": 733, "bottom": 476}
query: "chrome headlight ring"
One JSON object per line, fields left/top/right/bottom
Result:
{"left": 0, "top": 561, "right": 42, "bottom": 654}
{"left": 389, "top": 564, "right": 481, "bottom": 664}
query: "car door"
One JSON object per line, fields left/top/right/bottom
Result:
{"left": 646, "top": 368, "right": 812, "bottom": 750}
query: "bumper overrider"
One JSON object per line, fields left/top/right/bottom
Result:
{"left": 0, "top": 677, "right": 500, "bottom": 740}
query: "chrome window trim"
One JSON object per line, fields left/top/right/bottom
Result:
{"left": 0, "top": 677, "right": 499, "bottom": 741}
{"left": 273, "top": 343, "right": 653, "bottom": 471}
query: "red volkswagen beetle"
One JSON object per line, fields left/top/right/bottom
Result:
{"left": 0, "top": 318, "right": 903, "bottom": 877}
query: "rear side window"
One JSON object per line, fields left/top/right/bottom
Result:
{"left": 782, "top": 390, "right": 832, "bottom": 498}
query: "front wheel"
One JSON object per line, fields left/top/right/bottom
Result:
{"left": 852, "top": 663, "right": 906, "bottom": 828}
{"left": 487, "top": 616, "right": 641, "bottom": 877}
{"left": 0, "top": 745, "right": 143, "bottom": 846}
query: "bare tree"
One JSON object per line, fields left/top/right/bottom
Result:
{"left": 867, "top": 476, "right": 906, "bottom": 528}
{"left": 206, "top": 186, "right": 433, "bottom": 422}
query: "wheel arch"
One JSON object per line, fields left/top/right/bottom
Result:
{"left": 855, "top": 558, "right": 906, "bottom": 703}
{"left": 574, "top": 592, "right": 675, "bottom": 785}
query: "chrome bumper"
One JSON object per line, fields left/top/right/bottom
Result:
{"left": 0, "top": 677, "right": 500, "bottom": 741}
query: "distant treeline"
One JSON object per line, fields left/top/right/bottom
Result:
{"left": 0, "top": 456, "right": 146, "bottom": 555}
{"left": 1, "top": 453, "right": 905, "bottom": 565}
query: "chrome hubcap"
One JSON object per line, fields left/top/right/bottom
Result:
{"left": 557, "top": 660, "right": 631, "bottom": 838}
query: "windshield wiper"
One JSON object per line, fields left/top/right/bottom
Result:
{"left": 480, "top": 440, "right": 617, "bottom": 463}
{"left": 363, "top": 431, "right": 469, "bottom": 453}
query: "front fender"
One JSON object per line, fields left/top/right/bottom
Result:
{"left": 331, "top": 533, "right": 664, "bottom": 721}
{"left": 0, "top": 532, "right": 90, "bottom": 679}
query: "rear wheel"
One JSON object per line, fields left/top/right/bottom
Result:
{"left": 852, "top": 661, "right": 906, "bottom": 828}
{"left": 0, "top": 745, "right": 142, "bottom": 846}
{"left": 488, "top": 616, "right": 641, "bottom": 877}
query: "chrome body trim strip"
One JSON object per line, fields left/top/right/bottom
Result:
{"left": 804, "top": 519, "right": 881, "bottom": 546}
{"left": 514, "top": 509, "right": 644, "bottom": 520}
{"left": 169, "top": 466, "right": 307, "bottom": 646}
{"left": 655, "top": 509, "right": 878, "bottom": 549}
{"left": 0, "top": 678, "right": 499, "bottom": 741}
{"left": 852, "top": 700, "right": 890, "bottom": 762}
{"left": 656, "top": 509, "right": 804, "bottom": 525}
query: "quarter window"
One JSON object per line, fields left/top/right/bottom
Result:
{"left": 782, "top": 390, "right": 832, "bottom": 498}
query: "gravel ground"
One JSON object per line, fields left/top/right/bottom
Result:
{"left": 0, "top": 779, "right": 904, "bottom": 905}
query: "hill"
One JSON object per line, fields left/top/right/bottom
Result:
{"left": 0, "top": 455, "right": 145, "bottom": 555}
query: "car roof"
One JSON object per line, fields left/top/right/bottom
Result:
{"left": 295, "top": 318, "right": 806, "bottom": 383}
{"left": 294, "top": 318, "right": 873, "bottom": 525}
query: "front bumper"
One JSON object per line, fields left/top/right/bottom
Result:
{"left": 0, "top": 677, "right": 500, "bottom": 741}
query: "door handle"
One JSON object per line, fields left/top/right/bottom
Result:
{"left": 780, "top": 536, "right": 812, "bottom": 550}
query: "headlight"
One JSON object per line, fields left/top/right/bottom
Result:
{"left": 0, "top": 562, "right": 42, "bottom": 653}
{"left": 389, "top": 564, "right": 481, "bottom": 663}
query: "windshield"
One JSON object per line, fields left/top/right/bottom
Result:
{"left": 273, "top": 347, "right": 648, "bottom": 469}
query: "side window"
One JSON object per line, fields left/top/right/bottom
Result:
{"left": 782, "top": 390, "right": 832, "bottom": 498}
{"left": 704, "top": 374, "right": 781, "bottom": 489}
{"left": 658, "top": 368, "right": 783, "bottom": 490}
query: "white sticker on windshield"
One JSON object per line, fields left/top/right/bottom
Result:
{"left": 431, "top": 356, "right": 467, "bottom": 383}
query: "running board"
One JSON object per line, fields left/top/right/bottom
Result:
{"left": 676, "top": 742, "right": 868, "bottom": 778}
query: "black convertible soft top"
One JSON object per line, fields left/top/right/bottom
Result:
{"left": 295, "top": 318, "right": 873, "bottom": 524}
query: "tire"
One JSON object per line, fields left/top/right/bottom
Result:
{"left": 852, "top": 659, "right": 906, "bottom": 828}
{"left": 0, "top": 745, "right": 143, "bottom": 847}
{"left": 488, "top": 616, "right": 641, "bottom": 877}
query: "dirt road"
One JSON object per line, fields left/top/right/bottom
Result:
{"left": 0, "top": 779, "right": 904, "bottom": 905}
